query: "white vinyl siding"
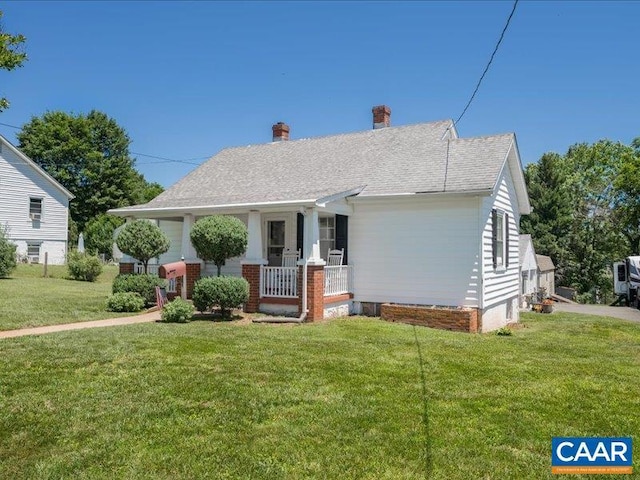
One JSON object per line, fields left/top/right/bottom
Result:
{"left": 0, "top": 140, "right": 70, "bottom": 265}
{"left": 350, "top": 196, "right": 481, "bottom": 307}
{"left": 157, "top": 220, "right": 183, "bottom": 265}
{"left": 481, "top": 151, "right": 521, "bottom": 312}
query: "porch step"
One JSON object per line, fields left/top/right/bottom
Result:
{"left": 252, "top": 316, "right": 305, "bottom": 324}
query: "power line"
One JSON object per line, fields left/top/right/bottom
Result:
{"left": 453, "top": 0, "right": 519, "bottom": 127}
{"left": 0, "top": 120, "right": 210, "bottom": 166}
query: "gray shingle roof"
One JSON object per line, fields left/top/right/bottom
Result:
{"left": 119, "top": 120, "right": 516, "bottom": 212}
{"left": 536, "top": 254, "right": 555, "bottom": 272}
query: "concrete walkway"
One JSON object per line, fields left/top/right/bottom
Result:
{"left": 553, "top": 303, "right": 640, "bottom": 323}
{"left": 0, "top": 311, "right": 162, "bottom": 340}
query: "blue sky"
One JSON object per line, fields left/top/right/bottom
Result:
{"left": 0, "top": 1, "right": 638, "bottom": 188}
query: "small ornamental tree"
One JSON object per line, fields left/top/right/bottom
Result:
{"left": 190, "top": 215, "right": 248, "bottom": 276}
{"left": 115, "top": 219, "right": 169, "bottom": 273}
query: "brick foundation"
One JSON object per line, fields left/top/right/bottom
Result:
{"left": 381, "top": 303, "right": 479, "bottom": 333}
{"left": 242, "top": 264, "right": 261, "bottom": 313}
{"left": 119, "top": 263, "right": 134, "bottom": 275}
{"left": 175, "top": 263, "right": 201, "bottom": 299}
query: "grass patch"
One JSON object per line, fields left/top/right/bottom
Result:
{"left": 0, "top": 312, "right": 638, "bottom": 478}
{"left": 0, "top": 264, "right": 130, "bottom": 331}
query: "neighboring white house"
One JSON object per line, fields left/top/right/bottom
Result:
{"left": 110, "top": 106, "right": 530, "bottom": 332}
{"left": 536, "top": 254, "right": 556, "bottom": 297}
{"left": 519, "top": 234, "right": 538, "bottom": 307}
{"left": 0, "top": 135, "right": 73, "bottom": 265}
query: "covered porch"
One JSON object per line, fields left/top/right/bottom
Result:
{"left": 113, "top": 192, "right": 357, "bottom": 321}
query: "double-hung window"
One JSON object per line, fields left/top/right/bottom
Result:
{"left": 29, "top": 197, "right": 43, "bottom": 221}
{"left": 492, "top": 209, "right": 509, "bottom": 270}
{"left": 319, "top": 216, "right": 335, "bottom": 261}
{"left": 27, "top": 243, "right": 40, "bottom": 263}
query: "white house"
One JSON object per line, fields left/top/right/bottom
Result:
{"left": 110, "top": 106, "right": 530, "bottom": 332}
{"left": 519, "top": 234, "right": 538, "bottom": 307}
{"left": 0, "top": 135, "right": 73, "bottom": 264}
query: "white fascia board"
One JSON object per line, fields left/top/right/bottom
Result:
{"left": 0, "top": 135, "right": 75, "bottom": 199}
{"left": 315, "top": 186, "right": 365, "bottom": 207}
{"left": 493, "top": 136, "right": 531, "bottom": 215}
{"left": 349, "top": 189, "right": 493, "bottom": 203}
{"left": 108, "top": 198, "right": 318, "bottom": 218}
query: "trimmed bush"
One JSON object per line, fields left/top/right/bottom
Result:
{"left": 115, "top": 220, "right": 170, "bottom": 274}
{"left": 190, "top": 215, "right": 248, "bottom": 276}
{"left": 112, "top": 273, "right": 166, "bottom": 306}
{"left": 67, "top": 251, "right": 103, "bottom": 282}
{"left": 161, "top": 298, "right": 194, "bottom": 323}
{"left": 193, "top": 276, "right": 249, "bottom": 315}
{"left": 0, "top": 228, "right": 17, "bottom": 278}
{"left": 106, "top": 292, "right": 145, "bottom": 312}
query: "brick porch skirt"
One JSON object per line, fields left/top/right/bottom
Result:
{"left": 381, "top": 303, "right": 480, "bottom": 333}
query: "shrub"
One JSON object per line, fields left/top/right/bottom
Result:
{"left": 193, "top": 276, "right": 249, "bottom": 315}
{"left": 112, "top": 273, "right": 166, "bottom": 306}
{"left": 495, "top": 326, "right": 513, "bottom": 336}
{"left": 106, "top": 292, "right": 145, "bottom": 312}
{"left": 67, "top": 251, "right": 103, "bottom": 282}
{"left": 0, "top": 227, "right": 17, "bottom": 278}
{"left": 190, "top": 215, "right": 247, "bottom": 276}
{"left": 161, "top": 298, "right": 194, "bottom": 323}
{"left": 115, "top": 220, "right": 170, "bottom": 273}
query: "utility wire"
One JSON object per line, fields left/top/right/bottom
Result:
{"left": 453, "top": 0, "right": 519, "bottom": 127}
{"left": 0, "top": 120, "right": 210, "bottom": 166}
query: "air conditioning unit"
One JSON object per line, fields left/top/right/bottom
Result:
{"left": 29, "top": 213, "right": 41, "bottom": 221}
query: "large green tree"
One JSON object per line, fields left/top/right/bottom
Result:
{"left": 17, "top": 110, "right": 162, "bottom": 230}
{"left": 522, "top": 138, "right": 640, "bottom": 300}
{"left": 85, "top": 213, "right": 124, "bottom": 259}
{"left": 0, "top": 10, "right": 27, "bottom": 111}
{"left": 520, "top": 153, "right": 573, "bottom": 283}
{"left": 611, "top": 137, "right": 640, "bottom": 255}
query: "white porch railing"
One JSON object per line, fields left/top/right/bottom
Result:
{"left": 324, "top": 265, "right": 351, "bottom": 296}
{"left": 260, "top": 266, "right": 298, "bottom": 298}
{"left": 134, "top": 263, "right": 160, "bottom": 275}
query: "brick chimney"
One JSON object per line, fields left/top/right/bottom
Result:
{"left": 272, "top": 122, "right": 290, "bottom": 141}
{"left": 372, "top": 105, "right": 391, "bottom": 129}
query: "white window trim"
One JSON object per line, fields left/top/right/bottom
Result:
{"left": 493, "top": 209, "right": 507, "bottom": 271}
{"left": 29, "top": 197, "right": 44, "bottom": 221}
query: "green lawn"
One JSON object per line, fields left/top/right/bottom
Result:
{"left": 0, "top": 312, "right": 638, "bottom": 479}
{"left": 0, "top": 264, "right": 130, "bottom": 331}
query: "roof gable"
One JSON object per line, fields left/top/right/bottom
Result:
{"left": 0, "top": 135, "right": 74, "bottom": 200}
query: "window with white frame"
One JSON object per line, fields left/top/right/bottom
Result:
{"left": 29, "top": 197, "right": 43, "bottom": 221}
{"left": 27, "top": 243, "right": 40, "bottom": 263}
{"left": 492, "top": 209, "right": 508, "bottom": 270}
{"left": 319, "top": 216, "right": 335, "bottom": 260}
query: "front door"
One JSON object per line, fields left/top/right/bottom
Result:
{"left": 266, "top": 220, "right": 285, "bottom": 266}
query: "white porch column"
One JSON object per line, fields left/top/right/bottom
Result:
{"left": 243, "top": 210, "right": 267, "bottom": 265}
{"left": 302, "top": 208, "right": 325, "bottom": 266}
{"left": 181, "top": 213, "right": 198, "bottom": 262}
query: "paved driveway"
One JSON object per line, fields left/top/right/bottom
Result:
{"left": 553, "top": 303, "right": 640, "bottom": 323}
